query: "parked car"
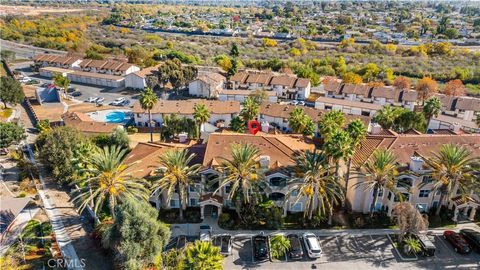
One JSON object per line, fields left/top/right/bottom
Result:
{"left": 253, "top": 234, "right": 269, "bottom": 261}
{"left": 411, "top": 233, "right": 435, "bottom": 256}
{"left": 66, "top": 86, "right": 77, "bottom": 93}
{"left": 86, "top": 97, "right": 98, "bottom": 103}
{"left": 298, "top": 101, "right": 305, "bottom": 106}
{"left": 199, "top": 224, "right": 212, "bottom": 242}
{"left": 96, "top": 97, "right": 105, "bottom": 103}
{"left": 121, "top": 99, "right": 130, "bottom": 106}
{"left": 460, "top": 229, "right": 480, "bottom": 253}
{"left": 212, "top": 234, "right": 232, "bottom": 256}
{"left": 303, "top": 233, "right": 322, "bottom": 259}
{"left": 111, "top": 97, "right": 126, "bottom": 106}
{"left": 287, "top": 234, "right": 304, "bottom": 260}
{"left": 71, "top": 91, "right": 82, "bottom": 97}
{"left": 444, "top": 230, "right": 471, "bottom": 254}
{"left": 290, "top": 100, "right": 299, "bottom": 105}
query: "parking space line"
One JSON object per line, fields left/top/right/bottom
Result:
{"left": 369, "top": 234, "right": 386, "bottom": 263}
{"left": 434, "top": 235, "right": 462, "bottom": 261}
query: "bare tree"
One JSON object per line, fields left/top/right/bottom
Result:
{"left": 392, "top": 202, "right": 429, "bottom": 241}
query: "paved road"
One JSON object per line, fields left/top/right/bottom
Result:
{"left": 0, "top": 39, "right": 66, "bottom": 59}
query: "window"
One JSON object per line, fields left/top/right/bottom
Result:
{"left": 190, "top": 198, "right": 198, "bottom": 206}
{"left": 416, "top": 204, "right": 428, "bottom": 213}
{"left": 422, "top": 175, "right": 433, "bottom": 184}
{"left": 225, "top": 185, "right": 231, "bottom": 194}
{"left": 170, "top": 200, "right": 179, "bottom": 208}
{"left": 290, "top": 202, "right": 303, "bottom": 212}
{"left": 397, "top": 178, "right": 412, "bottom": 188}
{"left": 432, "top": 201, "right": 439, "bottom": 209}
{"left": 291, "top": 190, "right": 299, "bottom": 197}
{"left": 374, "top": 188, "right": 384, "bottom": 198}
{"left": 394, "top": 193, "right": 410, "bottom": 202}
{"left": 419, "top": 190, "right": 430, "bottom": 198}
{"left": 270, "top": 177, "right": 287, "bottom": 187}
{"left": 388, "top": 192, "right": 392, "bottom": 200}
{"left": 375, "top": 202, "right": 382, "bottom": 210}
{"left": 224, "top": 199, "right": 233, "bottom": 208}
{"left": 189, "top": 185, "right": 197, "bottom": 193}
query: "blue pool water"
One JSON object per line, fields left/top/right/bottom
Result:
{"left": 105, "top": 111, "right": 126, "bottom": 123}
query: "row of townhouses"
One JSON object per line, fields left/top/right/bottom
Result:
{"left": 187, "top": 70, "right": 312, "bottom": 102}
{"left": 317, "top": 80, "right": 480, "bottom": 132}
{"left": 124, "top": 131, "right": 480, "bottom": 222}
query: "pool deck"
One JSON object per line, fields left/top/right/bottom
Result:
{"left": 86, "top": 109, "right": 132, "bottom": 124}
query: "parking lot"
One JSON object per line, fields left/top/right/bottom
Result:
{"left": 13, "top": 62, "right": 140, "bottom": 105}
{"left": 216, "top": 232, "right": 480, "bottom": 270}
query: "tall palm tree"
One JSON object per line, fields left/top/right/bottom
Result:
{"left": 424, "top": 144, "right": 478, "bottom": 216}
{"left": 324, "top": 129, "right": 353, "bottom": 179}
{"left": 193, "top": 103, "right": 210, "bottom": 139}
{"left": 423, "top": 96, "right": 442, "bottom": 130}
{"left": 152, "top": 148, "right": 201, "bottom": 221}
{"left": 139, "top": 87, "right": 158, "bottom": 142}
{"left": 240, "top": 97, "right": 259, "bottom": 122}
{"left": 288, "top": 107, "right": 315, "bottom": 136}
{"left": 317, "top": 110, "right": 345, "bottom": 141}
{"left": 343, "top": 119, "right": 367, "bottom": 209}
{"left": 373, "top": 105, "right": 400, "bottom": 130}
{"left": 183, "top": 241, "right": 224, "bottom": 270}
{"left": 289, "top": 150, "right": 343, "bottom": 220}
{"left": 72, "top": 145, "right": 149, "bottom": 221}
{"left": 353, "top": 149, "right": 402, "bottom": 217}
{"left": 214, "top": 143, "right": 262, "bottom": 220}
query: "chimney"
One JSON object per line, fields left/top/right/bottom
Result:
{"left": 261, "top": 121, "right": 270, "bottom": 133}
{"left": 451, "top": 122, "right": 461, "bottom": 133}
{"left": 259, "top": 155, "right": 270, "bottom": 168}
{"left": 369, "top": 123, "right": 382, "bottom": 134}
{"left": 409, "top": 156, "right": 424, "bottom": 172}
{"left": 178, "top": 132, "right": 188, "bottom": 143}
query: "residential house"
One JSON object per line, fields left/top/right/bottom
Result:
{"left": 188, "top": 72, "right": 226, "bottom": 98}
{"left": 61, "top": 111, "right": 123, "bottom": 135}
{"left": 132, "top": 99, "right": 241, "bottom": 127}
{"left": 347, "top": 132, "right": 480, "bottom": 220}
{"left": 245, "top": 73, "right": 273, "bottom": 90}
{"left": 218, "top": 89, "right": 278, "bottom": 103}
{"left": 315, "top": 96, "right": 382, "bottom": 117}
{"left": 33, "top": 54, "right": 82, "bottom": 69}
{"left": 125, "top": 65, "right": 160, "bottom": 90}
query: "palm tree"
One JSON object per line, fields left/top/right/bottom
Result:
{"left": 373, "top": 105, "right": 400, "bottom": 130}
{"left": 193, "top": 103, "right": 210, "bottom": 139}
{"left": 183, "top": 241, "right": 224, "bottom": 270}
{"left": 289, "top": 150, "right": 343, "bottom": 220}
{"left": 152, "top": 148, "right": 201, "bottom": 221}
{"left": 72, "top": 145, "right": 149, "bottom": 221}
{"left": 317, "top": 110, "right": 345, "bottom": 141}
{"left": 270, "top": 235, "right": 291, "bottom": 260}
{"left": 353, "top": 149, "right": 402, "bottom": 217}
{"left": 214, "top": 143, "right": 262, "bottom": 220}
{"left": 139, "top": 87, "right": 158, "bottom": 142}
{"left": 423, "top": 96, "right": 442, "bottom": 130}
{"left": 343, "top": 119, "right": 367, "bottom": 209}
{"left": 240, "top": 97, "right": 259, "bottom": 122}
{"left": 288, "top": 107, "right": 315, "bottom": 136}
{"left": 424, "top": 144, "right": 478, "bottom": 216}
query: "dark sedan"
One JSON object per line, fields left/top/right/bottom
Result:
{"left": 444, "top": 230, "right": 471, "bottom": 254}
{"left": 253, "top": 234, "right": 269, "bottom": 261}
{"left": 460, "top": 229, "right": 480, "bottom": 253}
{"left": 287, "top": 234, "right": 304, "bottom": 260}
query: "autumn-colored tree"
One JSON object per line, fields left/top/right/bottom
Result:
{"left": 342, "top": 72, "right": 362, "bottom": 85}
{"left": 443, "top": 79, "right": 465, "bottom": 97}
{"left": 415, "top": 77, "right": 438, "bottom": 103}
{"left": 262, "top": 38, "right": 277, "bottom": 47}
{"left": 393, "top": 76, "right": 411, "bottom": 90}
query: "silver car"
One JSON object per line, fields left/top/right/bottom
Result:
{"left": 303, "top": 233, "right": 322, "bottom": 259}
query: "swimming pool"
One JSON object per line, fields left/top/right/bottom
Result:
{"left": 105, "top": 111, "right": 126, "bottom": 123}
{"left": 87, "top": 110, "right": 132, "bottom": 124}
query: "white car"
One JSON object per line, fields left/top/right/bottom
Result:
{"left": 111, "top": 97, "right": 126, "bottom": 106}
{"left": 199, "top": 224, "right": 212, "bottom": 242}
{"left": 298, "top": 101, "right": 305, "bottom": 106}
{"left": 86, "top": 97, "right": 98, "bottom": 103}
{"left": 290, "top": 100, "right": 299, "bottom": 105}
{"left": 19, "top": 77, "right": 31, "bottom": 83}
{"left": 303, "top": 233, "right": 322, "bottom": 259}
{"left": 96, "top": 97, "right": 105, "bottom": 103}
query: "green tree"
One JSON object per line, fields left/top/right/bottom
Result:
{"left": 227, "top": 59, "right": 238, "bottom": 79}
{"left": 72, "top": 145, "right": 149, "bottom": 221}
{"left": 100, "top": 198, "right": 171, "bottom": 269}
{"left": 53, "top": 73, "right": 70, "bottom": 93}
{"left": 317, "top": 110, "right": 345, "bottom": 141}
{"left": 324, "top": 129, "right": 352, "bottom": 179}
{"left": 229, "top": 116, "right": 244, "bottom": 133}
{"left": 36, "top": 119, "right": 50, "bottom": 133}
{"left": 229, "top": 43, "right": 239, "bottom": 58}
{"left": 153, "top": 148, "right": 201, "bottom": 221}
{"left": 270, "top": 235, "right": 291, "bottom": 260}
{"left": 393, "top": 110, "right": 427, "bottom": 133}
{"left": 360, "top": 63, "right": 381, "bottom": 82}
{"left": 183, "top": 241, "right": 224, "bottom": 270}
{"left": 139, "top": 87, "right": 158, "bottom": 142}
{"left": 288, "top": 107, "right": 315, "bottom": 136}
{"left": 353, "top": 149, "right": 402, "bottom": 217}
{"left": 249, "top": 88, "right": 268, "bottom": 105}
{"left": 193, "top": 104, "right": 210, "bottom": 139}
{"left": 425, "top": 144, "right": 478, "bottom": 216}
{"left": 158, "top": 59, "right": 198, "bottom": 90}
{"left": 36, "top": 126, "right": 85, "bottom": 184}
{"left": 342, "top": 72, "right": 363, "bottom": 85}
{"left": 423, "top": 96, "right": 442, "bottom": 129}
{"left": 0, "top": 76, "right": 24, "bottom": 108}
{"left": 109, "top": 128, "right": 130, "bottom": 149}
{"left": 343, "top": 119, "right": 367, "bottom": 209}
{"left": 215, "top": 143, "right": 262, "bottom": 223}
{"left": 240, "top": 97, "right": 259, "bottom": 122}
{"left": 0, "top": 122, "right": 25, "bottom": 148}
{"left": 373, "top": 105, "right": 400, "bottom": 130}
{"left": 290, "top": 150, "right": 343, "bottom": 220}
{"left": 333, "top": 56, "right": 347, "bottom": 75}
